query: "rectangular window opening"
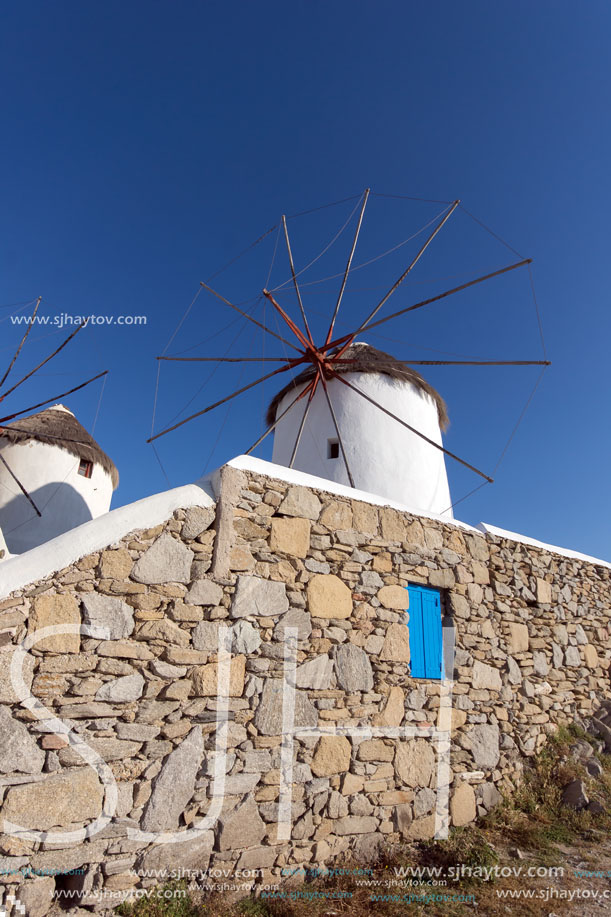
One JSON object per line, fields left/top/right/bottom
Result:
{"left": 327, "top": 439, "right": 339, "bottom": 459}
{"left": 78, "top": 459, "right": 93, "bottom": 479}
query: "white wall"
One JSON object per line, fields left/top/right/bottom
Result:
{"left": 0, "top": 440, "right": 114, "bottom": 554}
{"left": 271, "top": 371, "right": 453, "bottom": 517}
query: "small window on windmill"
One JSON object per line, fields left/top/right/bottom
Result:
{"left": 78, "top": 458, "right": 93, "bottom": 479}
{"left": 327, "top": 439, "right": 339, "bottom": 459}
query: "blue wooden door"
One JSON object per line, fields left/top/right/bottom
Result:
{"left": 407, "top": 584, "right": 444, "bottom": 680}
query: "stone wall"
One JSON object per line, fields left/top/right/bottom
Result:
{"left": 0, "top": 465, "right": 609, "bottom": 910}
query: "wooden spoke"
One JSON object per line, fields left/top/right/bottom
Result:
{"left": 0, "top": 319, "right": 89, "bottom": 403}
{"left": 199, "top": 282, "right": 301, "bottom": 353}
{"left": 262, "top": 289, "right": 312, "bottom": 351}
{"left": 319, "top": 374, "right": 355, "bottom": 487}
{"left": 0, "top": 297, "right": 42, "bottom": 391}
{"left": 324, "top": 259, "right": 532, "bottom": 354}
{"left": 289, "top": 379, "right": 318, "bottom": 468}
{"left": 0, "top": 452, "right": 42, "bottom": 517}
{"left": 325, "top": 189, "right": 370, "bottom": 345}
{"left": 282, "top": 215, "right": 314, "bottom": 345}
{"left": 244, "top": 380, "right": 314, "bottom": 455}
{"left": 329, "top": 371, "right": 494, "bottom": 483}
{"left": 0, "top": 371, "right": 109, "bottom": 424}
{"left": 147, "top": 357, "right": 309, "bottom": 444}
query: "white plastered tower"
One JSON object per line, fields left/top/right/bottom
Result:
{"left": 269, "top": 343, "right": 453, "bottom": 517}
{"left": 0, "top": 404, "right": 118, "bottom": 555}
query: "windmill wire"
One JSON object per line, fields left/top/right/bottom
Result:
{"left": 440, "top": 364, "right": 549, "bottom": 516}
{"left": 265, "top": 223, "right": 282, "bottom": 289}
{"left": 270, "top": 193, "right": 367, "bottom": 292}
{"left": 160, "top": 286, "right": 204, "bottom": 357}
{"left": 165, "top": 298, "right": 260, "bottom": 357}
{"left": 151, "top": 442, "right": 172, "bottom": 488}
{"left": 0, "top": 298, "right": 39, "bottom": 310}
{"left": 161, "top": 194, "right": 364, "bottom": 363}
{"left": 440, "top": 481, "right": 491, "bottom": 516}
{"left": 492, "top": 365, "right": 549, "bottom": 474}
{"left": 279, "top": 204, "right": 453, "bottom": 290}
{"left": 0, "top": 325, "right": 77, "bottom": 353}
{"left": 0, "top": 300, "right": 40, "bottom": 325}
{"left": 371, "top": 192, "right": 454, "bottom": 205}
{"left": 528, "top": 263, "right": 548, "bottom": 360}
{"left": 204, "top": 224, "right": 279, "bottom": 283}
{"left": 286, "top": 193, "right": 362, "bottom": 219}
{"left": 458, "top": 205, "right": 525, "bottom": 260}
{"left": 159, "top": 301, "right": 253, "bottom": 429}
{"left": 160, "top": 224, "right": 278, "bottom": 358}
{"left": 151, "top": 360, "right": 162, "bottom": 439}
{"left": 91, "top": 373, "right": 107, "bottom": 435}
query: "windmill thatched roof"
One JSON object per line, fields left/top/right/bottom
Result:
{"left": 266, "top": 342, "right": 449, "bottom": 430}
{"left": 0, "top": 404, "right": 119, "bottom": 489}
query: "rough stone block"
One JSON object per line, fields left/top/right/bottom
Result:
{"left": 320, "top": 501, "right": 353, "bottom": 530}
{"left": 29, "top": 593, "right": 80, "bottom": 653}
{"left": 506, "top": 622, "right": 529, "bottom": 654}
{"left": 0, "top": 646, "right": 35, "bottom": 703}
{"left": 191, "top": 655, "right": 245, "bottom": 696}
{"left": 95, "top": 673, "right": 145, "bottom": 702}
{"left": 58, "top": 737, "right": 142, "bottom": 766}
{"left": 2, "top": 767, "right": 103, "bottom": 830}
{"left": 307, "top": 574, "right": 352, "bottom": 620}
{"left": 17, "top": 877, "right": 56, "bottom": 917}
{"left": 181, "top": 505, "right": 216, "bottom": 540}
{"left": 294, "top": 654, "right": 334, "bottom": 689}
{"left": 217, "top": 797, "right": 266, "bottom": 849}
{"left": 270, "top": 517, "right": 311, "bottom": 558}
{"left": 395, "top": 739, "right": 435, "bottom": 787}
{"left": 459, "top": 724, "right": 500, "bottom": 770}
{"left": 358, "top": 739, "right": 394, "bottom": 762}
{"left": 0, "top": 705, "right": 45, "bottom": 774}
{"left": 379, "top": 623, "right": 411, "bottom": 663}
{"left": 136, "top": 619, "right": 190, "bottom": 646}
{"left": 81, "top": 594, "right": 134, "bottom": 640}
{"left": 377, "top": 585, "right": 409, "bottom": 610}
{"left": 274, "top": 608, "right": 312, "bottom": 640}
{"left": 254, "top": 678, "right": 317, "bottom": 736}
{"left": 311, "top": 736, "right": 351, "bottom": 777}
{"left": 231, "top": 575, "right": 289, "bottom": 618}
{"left": 131, "top": 533, "right": 194, "bottom": 585}
{"left": 450, "top": 782, "right": 476, "bottom": 826}
{"left": 277, "top": 486, "right": 321, "bottom": 520}
{"left": 185, "top": 580, "right": 223, "bottom": 606}
{"left": 333, "top": 643, "right": 373, "bottom": 691}
{"left": 233, "top": 620, "right": 261, "bottom": 654}
{"left": 136, "top": 830, "right": 214, "bottom": 874}
{"left": 536, "top": 578, "right": 552, "bottom": 604}
{"left": 333, "top": 816, "right": 379, "bottom": 835}
{"left": 471, "top": 661, "right": 502, "bottom": 691}
{"left": 99, "top": 549, "right": 133, "bottom": 580}
{"left": 373, "top": 686, "right": 405, "bottom": 727}
{"left": 141, "top": 726, "right": 203, "bottom": 832}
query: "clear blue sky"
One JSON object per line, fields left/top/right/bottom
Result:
{"left": 1, "top": 1, "right": 610, "bottom": 560}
